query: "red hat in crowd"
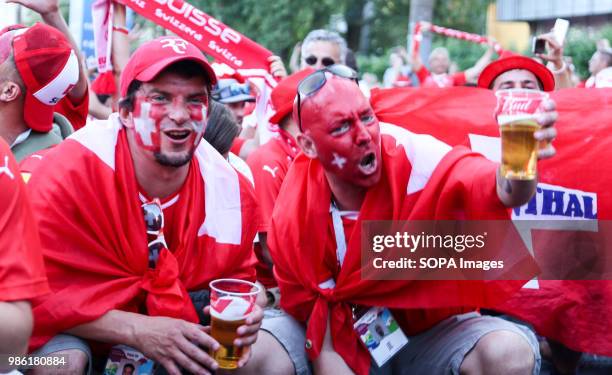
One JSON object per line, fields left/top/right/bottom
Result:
{"left": 478, "top": 51, "right": 555, "bottom": 92}
{"left": 269, "top": 68, "right": 315, "bottom": 125}
{"left": 1, "top": 23, "right": 79, "bottom": 132}
{"left": 120, "top": 36, "right": 217, "bottom": 97}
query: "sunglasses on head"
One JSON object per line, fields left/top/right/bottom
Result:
{"left": 141, "top": 198, "right": 167, "bottom": 268}
{"left": 296, "top": 64, "right": 359, "bottom": 132}
{"left": 304, "top": 55, "right": 337, "bottom": 67}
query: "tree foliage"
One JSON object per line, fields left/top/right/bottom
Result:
{"left": 192, "top": 0, "right": 346, "bottom": 58}
{"left": 190, "top": 0, "right": 495, "bottom": 63}
{"left": 565, "top": 25, "right": 612, "bottom": 79}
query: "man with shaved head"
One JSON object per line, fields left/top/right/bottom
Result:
{"left": 268, "top": 64, "right": 558, "bottom": 375}
{"left": 0, "top": 0, "right": 89, "bottom": 161}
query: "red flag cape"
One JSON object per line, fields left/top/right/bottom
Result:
{"left": 269, "top": 123, "right": 538, "bottom": 375}
{"left": 371, "top": 87, "right": 612, "bottom": 356}
{"left": 119, "top": 0, "right": 272, "bottom": 71}
{"left": 0, "top": 139, "right": 49, "bottom": 302}
{"left": 28, "top": 115, "right": 258, "bottom": 350}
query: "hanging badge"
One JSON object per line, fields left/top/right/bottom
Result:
{"left": 353, "top": 307, "right": 409, "bottom": 367}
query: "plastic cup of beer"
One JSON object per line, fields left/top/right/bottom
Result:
{"left": 209, "top": 278, "right": 260, "bottom": 370}
{"left": 495, "top": 89, "right": 549, "bottom": 180}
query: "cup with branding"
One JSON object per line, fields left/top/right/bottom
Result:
{"left": 209, "top": 279, "right": 260, "bottom": 370}
{"left": 495, "top": 89, "right": 549, "bottom": 180}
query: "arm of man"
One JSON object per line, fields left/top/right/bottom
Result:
{"left": 112, "top": 4, "right": 131, "bottom": 95}
{"left": 496, "top": 99, "right": 557, "bottom": 207}
{"left": 67, "top": 310, "right": 220, "bottom": 375}
{"left": 268, "top": 55, "right": 288, "bottom": 80}
{"left": 465, "top": 44, "right": 495, "bottom": 83}
{"left": 536, "top": 33, "right": 573, "bottom": 89}
{"left": 87, "top": 86, "right": 113, "bottom": 120}
{"left": 238, "top": 130, "right": 261, "bottom": 160}
{"left": 0, "top": 301, "right": 33, "bottom": 359}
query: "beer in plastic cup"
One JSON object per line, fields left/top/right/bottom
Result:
{"left": 495, "top": 89, "right": 549, "bottom": 180}
{"left": 209, "top": 279, "right": 260, "bottom": 370}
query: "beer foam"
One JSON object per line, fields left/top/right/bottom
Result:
{"left": 211, "top": 297, "right": 251, "bottom": 321}
{"left": 497, "top": 114, "right": 539, "bottom": 126}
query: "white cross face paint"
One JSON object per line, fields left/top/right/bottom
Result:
{"left": 331, "top": 152, "right": 347, "bottom": 170}
{"left": 193, "top": 106, "right": 207, "bottom": 146}
{"left": 133, "top": 101, "right": 157, "bottom": 148}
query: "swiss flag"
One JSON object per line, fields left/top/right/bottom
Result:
{"left": 371, "top": 86, "right": 612, "bottom": 356}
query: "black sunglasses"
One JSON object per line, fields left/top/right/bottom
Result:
{"left": 296, "top": 64, "right": 359, "bottom": 132}
{"left": 142, "top": 199, "right": 167, "bottom": 268}
{"left": 304, "top": 55, "right": 336, "bottom": 67}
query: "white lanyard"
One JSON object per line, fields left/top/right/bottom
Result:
{"left": 330, "top": 202, "right": 348, "bottom": 267}
{"left": 319, "top": 203, "right": 357, "bottom": 290}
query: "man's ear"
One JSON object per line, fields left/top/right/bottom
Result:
{"left": 0, "top": 81, "right": 21, "bottom": 103}
{"left": 118, "top": 106, "right": 134, "bottom": 128}
{"left": 297, "top": 133, "right": 317, "bottom": 159}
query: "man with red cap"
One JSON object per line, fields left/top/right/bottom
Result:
{"left": 0, "top": 22, "right": 82, "bottom": 162}
{"left": 0, "top": 138, "right": 49, "bottom": 371}
{"left": 478, "top": 51, "right": 556, "bottom": 92}
{"left": 478, "top": 52, "right": 595, "bottom": 375}
{"left": 26, "top": 36, "right": 286, "bottom": 375}
{"left": 268, "top": 65, "right": 558, "bottom": 375}
{"left": 0, "top": 0, "right": 89, "bottom": 161}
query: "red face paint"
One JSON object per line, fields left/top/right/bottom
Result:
{"left": 132, "top": 96, "right": 165, "bottom": 152}
{"left": 300, "top": 77, "right": 382, "bottom": 188}
{"left": 131, "top": 93, "right": 207, "bottom": 152}
{"left": 128, "top": 72, "right": 209, "bottom": 167}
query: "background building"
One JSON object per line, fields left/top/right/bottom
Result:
{"left": 496, "top": 0, "right": 612, "bottom": 34}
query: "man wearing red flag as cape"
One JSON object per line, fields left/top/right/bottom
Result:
{"left": 268, "top": 64, "right": 558, "bottom": 375}
{"left": 27, "top": 37, "right": 289, "bottom": 375}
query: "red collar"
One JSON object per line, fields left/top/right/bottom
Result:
{"left": 277, "top": 128, "right": 299, "bottom": 160}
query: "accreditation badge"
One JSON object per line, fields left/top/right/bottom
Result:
{"left": 352, "top": 306, "right": 409, "bottom": 367}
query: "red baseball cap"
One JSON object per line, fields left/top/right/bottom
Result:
{"left": 478, "top": 51, "right": 555, "bottom": 92}
{"left": 10, "top": 23, "right": 80, "bottom": 132}
{"left": 120, "top": 36, "right": 217, "bottom": 97}
{"left": 269, "top": 68, "right": 315, "bottom": 125}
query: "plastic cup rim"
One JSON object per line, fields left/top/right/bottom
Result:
{"left": 209, "top": 278, "right": 261, "bottom": 297}
{"left": 494, "top": 88, "right": 550, "bottom": 99}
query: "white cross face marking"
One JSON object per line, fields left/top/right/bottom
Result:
{"left": 331, "top": 153, "right": 347, "bottom": 170}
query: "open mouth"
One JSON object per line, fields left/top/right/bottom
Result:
{"left": 358, "top": 152, "right": 378, "bottom": 175}
{"left": 163, "top": 129, "right": 192, "bottom": 142}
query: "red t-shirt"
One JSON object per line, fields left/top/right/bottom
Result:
{"left": 246, "top": 130, "right": 299, "bottom": 233}
{"left": 416, "top": 66, "right": 467, "bottom": 88}
{"left": 0, "top": 139, "right": 49, "bottom": 301}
